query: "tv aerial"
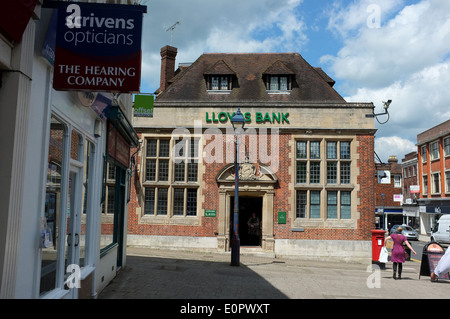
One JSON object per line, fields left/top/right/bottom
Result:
{"left": 166, "top": 21, "right": 180, "bottom": 45}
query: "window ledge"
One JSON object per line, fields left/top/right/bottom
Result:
{"left": 292, "top": 219, "right": 357, "bottom": 229}
{"left": 266, "top": 90, "right": 291, "bottom": 95}
{"left": 139, "top": 215, "right": 201, "bottom": 226}
{"left": 207, "top": 90, "right": 231, "bottom": 94}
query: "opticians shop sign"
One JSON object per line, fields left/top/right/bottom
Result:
{"left": 53, "top": 2, "right": 146, "bottom": 92}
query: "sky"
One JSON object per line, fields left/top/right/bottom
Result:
{"left": 138, "top": 0, "right": 450, "bottom": 163}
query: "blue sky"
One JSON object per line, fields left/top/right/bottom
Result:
{"left": 139, "top": 0, "right": 450, "bottom": 163}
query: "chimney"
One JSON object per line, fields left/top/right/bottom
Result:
{"left": 388, "top": 155, "right": 398, "bottom": 163}
{"left": 160, "top": 45, "right": 177, "bottom": 92}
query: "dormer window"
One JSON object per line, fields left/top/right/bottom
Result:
{"left": 263, "top": 60, "right": 295, "bottom": 93}
{"left": 269, "top": 76, "right": 289, "bottom": 91}
{"left": 204, "top": 60, "right": 236, "bottom": 93}
{"left": 209, "top": 75, "right": 230, "bottom": 91}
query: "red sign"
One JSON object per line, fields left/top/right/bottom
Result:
{"left": 53, "top": 2, "right": 145, "bottom": 92}
{"left": 0, "top": 0, "right": 38, "bottom": 42}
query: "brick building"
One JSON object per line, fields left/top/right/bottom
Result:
{"left": 374, "top": 156, "right": 404, "bottom": 231}
{"left": 401, "top": 152, "right": 420, "bottom": 230}
{"left": 417, "top": 119, "right": 450, "bottom": 234}
{"left": 129, "top": 46, "right": 377, "bottom": 262}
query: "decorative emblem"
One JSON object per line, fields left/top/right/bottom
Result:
{"left": 239, "top": 157, "right": 257, "bottom": 180}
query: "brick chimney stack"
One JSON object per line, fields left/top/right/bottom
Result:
{"left": 160, "top": 45, "right": 177, "bottom": 92}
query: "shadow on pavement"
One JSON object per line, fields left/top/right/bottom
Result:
{"left": 99, "top": 255, "right": 288, "bottom": 299}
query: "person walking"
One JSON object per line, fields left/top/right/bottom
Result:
{"left": 385, "top": 226, "right": 417, "bottom": 279}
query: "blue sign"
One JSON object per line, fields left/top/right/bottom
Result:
{"left": 53, "top": 2, "right": 146, "bottom": 92}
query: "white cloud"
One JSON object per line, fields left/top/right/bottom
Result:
{"left": 139, "top": 0, "right": 306, "bottom": 92}
{"left": 375, "top": 136, "right": 416, "bottom": 163}
{"left": 326, "top": 0, "right": 404, "bottom": 38}
{"left": 323, "top": 0, "right": 450, "bottom": 89}
{"left": 323, "top": 0, "right": 450, "bottom": 161}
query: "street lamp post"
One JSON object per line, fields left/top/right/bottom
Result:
{"left": 230, "top": 108, "right": 245, "bottom": 266}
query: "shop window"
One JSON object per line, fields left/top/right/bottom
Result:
{"left": 41, "top": 116, "right": 95, "bottom": 296}
{"left": 80, "top": 140, "right": 94, "bottom": 268}
{"left": 40, "top": 116, "right": 67, "bottom": 295}
{"left": 101, "top": 161, "right": 126, "bottom": 254}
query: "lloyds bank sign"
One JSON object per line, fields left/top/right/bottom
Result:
{"left": 205, "top": 111, "right": 290, "bottom": 124}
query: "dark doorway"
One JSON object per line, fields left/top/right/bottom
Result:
{"left": 230, "top": 196, "right": 263, "bottom": 246}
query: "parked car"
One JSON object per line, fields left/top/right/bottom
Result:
{"left": 389, "top": 224, "right": 419, "bottom": 241}
{"left": 431, "top": 215, "right": 450, "bottom": 244}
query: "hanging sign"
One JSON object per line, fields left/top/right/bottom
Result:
{"left": 134, "top": 95, "right": 154, "bottom": 117}
{"left": 377, "top": 170, "right": 391, "bottom": 184}
{"left": 53, "top": 2, "right": 145, "bottom": 92}
{"left": 410, "top": 185, "right": 420, "bottom": 193}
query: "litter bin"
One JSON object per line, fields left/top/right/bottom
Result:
{"left": 371, "top": 229, "right": 386, "bottom": 269}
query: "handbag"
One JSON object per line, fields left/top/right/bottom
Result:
{"left": 397, "top": 234, "right": 409, "bottom": 259}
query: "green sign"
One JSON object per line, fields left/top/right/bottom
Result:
{"left": 278, "top": 211, "right": 287, "bottom": 224}
{"left": 134, "top": 95, "right": 154, "bottom": 117}
{"left": 205, "top": 210, "right": 216, "bottom": 217}
{"left": 205, "top": 111, "right": 289, "bottom": 124}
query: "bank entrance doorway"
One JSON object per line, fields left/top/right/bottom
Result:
{"left": 230, "top": 196, "right": 263, "bottom": 246}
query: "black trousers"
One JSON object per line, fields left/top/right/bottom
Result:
{"left": 393, "top": 262, "right": 403, "bottom": 276}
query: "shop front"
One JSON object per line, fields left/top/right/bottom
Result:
{"left": 418, "top": 203, "right": 450, "bottom": 236}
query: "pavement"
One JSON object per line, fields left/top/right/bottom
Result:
{"left": 98, "top": 245, "right": 450, "bottom": 300}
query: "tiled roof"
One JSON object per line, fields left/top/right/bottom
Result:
{"left": 156, "top": 52, "right": 346, "bottom": 103}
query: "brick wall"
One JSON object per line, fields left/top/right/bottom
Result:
{"left": 127, "top": 132, "right": 375, "bottom": 242}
